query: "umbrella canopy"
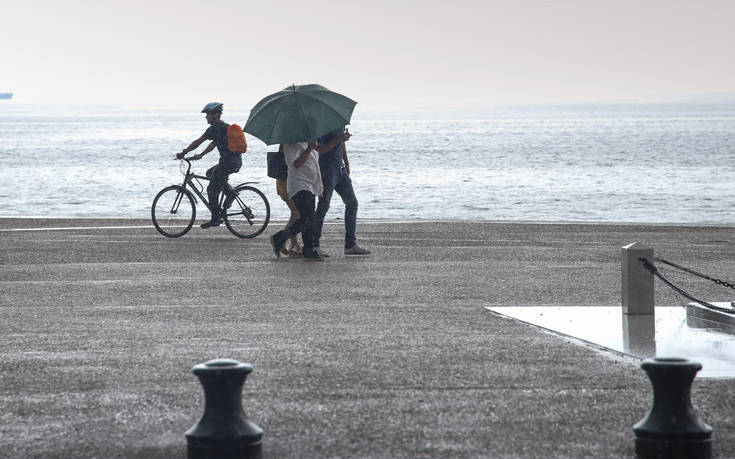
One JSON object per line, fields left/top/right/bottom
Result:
{"left": 244, "top": 84, "right": 356, "bottom": 145}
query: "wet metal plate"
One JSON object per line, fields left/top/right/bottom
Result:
{"left": 485, "top": 306, "right": 735, "bottom": 378}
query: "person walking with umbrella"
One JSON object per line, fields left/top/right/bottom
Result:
{"left": 269, "top": 140, "right": 324, "bottom": 261}
{"left": 312, "top": 127, "right": 370, "bottom": 257}
{"left": 243, "top": 84, "right": 360, "bottom": 260}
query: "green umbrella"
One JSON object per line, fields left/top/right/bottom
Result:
{"left": 244, "top": 84, "right": 357, "bottom": 145}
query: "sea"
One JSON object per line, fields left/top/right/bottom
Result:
{"left": 1, "top": 102, "right": 734, "bottom": 224}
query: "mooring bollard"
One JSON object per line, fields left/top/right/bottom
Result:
{"left": 634, "top": 357, "right": 712, "bottom": 459}
{"left": 621, "top": 242, "right": 654, "bottom": 315}
{"left": 186, "top": 359, "right": 263, "bottom": 459}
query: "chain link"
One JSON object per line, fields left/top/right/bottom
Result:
{"left": 654, "top": 257, "right": 735, "bottom": 290}
{"left": 638, "top": 257, "right": 735, "bottom": 315}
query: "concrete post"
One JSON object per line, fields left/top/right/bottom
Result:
{"left": 621, "top": 314, "right": 656, "bottom": 358}
{"left": 622, "top": 242, "right": 654, "bottom": 315}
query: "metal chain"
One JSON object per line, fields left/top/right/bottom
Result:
{"left": 638, "top": 258, "right": 735, "bottom": 315}
{"left": 654, "top": 257, "right": 735, "bottom": 291}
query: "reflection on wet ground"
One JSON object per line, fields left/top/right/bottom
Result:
{"left": 486, "top": 306, "right": 735, "bottom": 378}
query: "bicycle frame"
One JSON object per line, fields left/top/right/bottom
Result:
{"left": 177, "top": 159, "right": 258, "bottom": 218}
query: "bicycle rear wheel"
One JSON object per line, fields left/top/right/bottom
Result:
{"left": 151, "top": 185, "right": 196, "bottom": 237}
{"left": 223, "top": 185, "right": 270, "bottom": 238}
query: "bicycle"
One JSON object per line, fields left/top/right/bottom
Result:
{"left": 152, "top": 158, "right": 270, "bottom": 238}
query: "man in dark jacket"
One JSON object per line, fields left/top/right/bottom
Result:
{"left": 313, "top": 127, "right": 370, "bottom": 256}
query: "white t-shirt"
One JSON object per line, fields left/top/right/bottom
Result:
{"left": 283, "top": 142, "right": 323, "bottom": 199}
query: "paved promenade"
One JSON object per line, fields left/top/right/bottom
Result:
{"left": 1, "top": 218, "right": 734, "bottom": 458}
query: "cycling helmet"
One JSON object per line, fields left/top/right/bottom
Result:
{"left": 201, "top": 102, "right": 223, "bottom": 114}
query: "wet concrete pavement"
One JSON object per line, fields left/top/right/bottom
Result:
{"left": 1, "top": 218, "right": 734, "bottom": 458}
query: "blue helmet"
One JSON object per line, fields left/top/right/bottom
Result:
{"left": 201, "top": 102, "right": 223, "bottom": 114}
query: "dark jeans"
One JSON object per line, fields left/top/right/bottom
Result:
{"left": 206, "top": 162, "right": 239, "bottom": 219}
{"left": 274, "top": 190, "right": 317, "bottom": 256}
{"left": 314, "top": 166, "right": 358, "bottom": 248}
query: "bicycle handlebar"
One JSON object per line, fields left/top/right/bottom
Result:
{"left": 176, "top": 156, "right": 193, "bottom": 176}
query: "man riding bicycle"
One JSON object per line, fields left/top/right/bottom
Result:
{"left": 176, "top": 102, "right": 241, "bottom": 228}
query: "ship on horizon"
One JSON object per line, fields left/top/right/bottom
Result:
{"left": 0, "top": 93, "right": 13, "bottom": 100}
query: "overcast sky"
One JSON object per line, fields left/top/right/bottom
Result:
{"left": 2, "top": 0, "right": 734, "bottom": 109}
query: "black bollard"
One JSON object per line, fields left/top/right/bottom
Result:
{"left": 634, "top": 357, "right": 712, "bottom": 459}
{"left": 186, "top": 359, "right": 263, "bottom": 459}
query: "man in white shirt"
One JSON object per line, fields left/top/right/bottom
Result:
{"left": 270, "top": 141, "right": 325, "bottom": 261}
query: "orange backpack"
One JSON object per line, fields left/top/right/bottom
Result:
{"left": 227, "top": 124, "right": 248, "bottom": 154}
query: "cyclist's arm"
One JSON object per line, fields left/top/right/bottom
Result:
{"left": 177, "top": 135, "right": 207, "bottom": 159}
{"left": 192, "top": 141, "right": 216, "bottom": 160}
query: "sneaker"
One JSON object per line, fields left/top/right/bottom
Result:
{"left": 270, "top": 234, "right": 284, "bottom": 258}
{"left": 200, "top": 219, "right": 221, "bottom": 229}
{"left": 344, "top": 244, "right": 370, "bottom": 256}
{"left": 313, "top": 247, "right": 330, "bottom": 258}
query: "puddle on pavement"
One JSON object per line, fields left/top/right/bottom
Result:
{"left": 485, "top": 305, "right": 735, "bottom": 378}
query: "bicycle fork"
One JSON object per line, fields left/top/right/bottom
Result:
{"left": 170, "top": 188, "right": 186, "bottom": 214}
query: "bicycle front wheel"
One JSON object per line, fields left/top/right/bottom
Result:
{"left": 224, "top": 185, "right": 270, "bottom": 238}
{"left": 151, "top": 185, "right": 196, "bottom": 238}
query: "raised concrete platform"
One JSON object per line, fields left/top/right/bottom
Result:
{"left": 688, "top": 301, "right": 735, "bottom": 332}
{"left": 1, "top": 218, "right": 734, "bottom": 458}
